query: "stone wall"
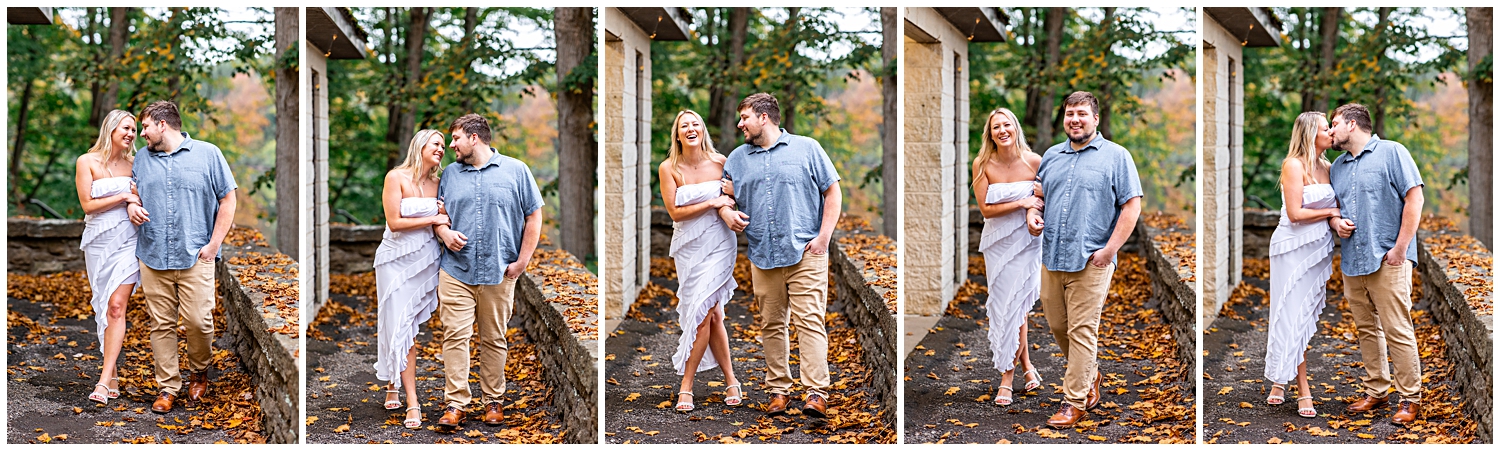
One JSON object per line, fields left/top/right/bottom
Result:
{"left": 216, "top": 232, "right": 301, "bottom": 444}
{"left": 6, "top": 218, "right": 86, "bottom": 274}
{"left": 1201, "top": 17, "right": 1247, "bottom": 333}
{"left": 1416, "top": 229, "right": 1493, "bottom": 442}
{"left": 602, "top": 9, "right": 653, "bottom": 320}
{"left": 829, "top": 228, "right": 898, "bottom": 430}
{"left": 1136, "top": 219, "right": 1198, "bottom": 371}
{"left": 327, "top": 224, "right": 599, "bottom": 442}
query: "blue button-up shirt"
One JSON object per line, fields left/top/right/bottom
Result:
{"left": 1330, "top": 135, "right": 1424, "bottom": 277}
{"left": 132, "top": 132, "right": 238, "bottom": 271}
{"left": 1035, "top": 133, "right": 1143, "bottom": 272}
{"left": 437, "top": 150, "right": 544, "bottom": 285}
{"left": 723, "top": 129, "right": 841, "bottom": 270}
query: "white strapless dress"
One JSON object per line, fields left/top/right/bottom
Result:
{"left": 669, "top": 181, "right": 739, "bottom": 375}
{"left": 373, "top": 197, "right": 443, "bottom": 387}
{"left": 1264, "top": 184, "right": 1337, "bottom": 384}
{"left": 979, "top": 182, "right": 1042, "bottom": 373}
{"left": 81, "top": 176, "right": 140, "bottom": 345}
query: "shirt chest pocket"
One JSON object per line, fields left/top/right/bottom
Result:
{"left": 167, "top": 159, "right": 211, "bottom": 192}
{"left": 775, "top": 161, "right": 809, "bottom": 186}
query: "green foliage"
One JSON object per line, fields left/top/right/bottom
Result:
{"left": 1242, "top": 7, "right": 1471, "bottom": 214}
{"left": 969, "top": 7, "right": 1196, "bottom": 212}
{"left": 647, "top": 7, "right": 886, "bottom": 224}
{"left": 328, "top": 7, "right": 566, "bottom": 225}
{"left": 7, "top": 8, "right": 279, "bottom": 232}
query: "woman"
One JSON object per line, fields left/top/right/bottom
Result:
{"left": 660, "top": 110, "right": 741, "bottom": 413}
{"left": 374, "top": 129, "right": 449, "bottom": 429}
{"left": 75, "top": 109, "right": 142, "bottom": 405}
{"left": 971, "top": 108, "right": 1044, "bottom": 406}
{"left": 1264, "top": 112, "right": 1340, "bottom": 418}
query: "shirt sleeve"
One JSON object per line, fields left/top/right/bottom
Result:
{"left": 1115, "top": 148, "right": 1145, "bottom": 206}
{"left": 211, "top": 146, "right": 238, "bottom": 200}
{"left": 810, "top": 140, "right": 842, "bottom": 193}
{"left": 1388, "top": 142, "right": 1424, "bottom": 195}
{"left": 519, "top": 163, "right": 544, "bottom": 215}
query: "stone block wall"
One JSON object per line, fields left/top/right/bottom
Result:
{"left": 6, "top": 218, "right": 86, "bottom": 274}
{"left": 1416, "top": 229, "right": 1493, "bottom": 442}
{"left": 1136, "top": 220, "right": 1198, "bottom": 371}
{"left": 327, "top": 225, "right": 383, "bottom": 275}
{"left": 1201, "top": 16, "right": 1247, "bottom": 330}
{"left": 514, "top": 250, "right": 600, "bottom": 444}
{"left": 603, "top": 9, "right": 652, "bottom": 321}
{"left": 829, "top": 228, "right": 898, "bottom": 429}
{"left": 216, "top": 232, "right": 301, "bottom": 444}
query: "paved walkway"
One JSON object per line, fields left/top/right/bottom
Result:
{"left": 7, "top": 272, "right": 266, "bottom": 444}
{"left": 1203, "top": 258, "right": 1478, "bottom": 444}
{"left": 304, "top": 273, "right": 562, "bottom": 444}
{"left": 903, "top": 253, "right": 1195, "bottom": 444}
{"left": 604, "top": 257, "right": 895, "bottom": 444}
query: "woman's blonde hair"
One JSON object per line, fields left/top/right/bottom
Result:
{"left": 665, "top": 110, "right": 719, "bottom": 182}
{"left": 88, "top": 109, "right": 137, "bottom": 163}
{"left": 972, "top": 107, "right": 1032, "bottom": 184}
{"left": 394, "top": 129, "right": 444, "bottom": 185}
{"left": 1284, "top": 111, "right": 1330, "bottom": 187}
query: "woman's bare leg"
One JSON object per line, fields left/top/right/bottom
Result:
{"left": 1296, "top": 360, "right": 1313, "bottom": 412}
{"left": 706, "top": 306, "right": 738, "bottom": 387}
{"left": 678, "top": 317, "right": 715, "bottom": 405}
{"left": 402, "top": 345, "right": 421, "bottom": 421}
{"left": 94, "top": 283, "right": 133, "bottom": 398}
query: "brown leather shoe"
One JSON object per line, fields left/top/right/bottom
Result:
{"left": 1046, "top": 404, "right": 1087, "bottom": 428}
{"left": 483, "top": 402, "right": 504, "bottom": 426}
{"left": 766, "top": 394, "right": 790, "bottom": 416}
{"left": 1391, "top": 400, "right": 1421, "bottom": 425}
{"left": 151, "top": 391, "right": 176, "bottom": 414}
{"left": 1085, "top": 370, "right": 1102, "bottom": 410}
{"left": 802, "top": 393, "right": 827, "bottom": 418}
{"left": 187, "top": 371, "right": 209, "bottom": 403}
{"left": 436, "top": 406, "right": 466, "bottom": 431}
{"left": 1347, "top": 394, "right": 1389, "bottom": 413}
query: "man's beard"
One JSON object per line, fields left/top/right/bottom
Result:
{"left": 743, "top": 128, "right": 763, "bottom": 147}
{"left": 1067, "top": 128, "right": 1093, "bottom": 144}
{"left": 455, "top": 148, "right": 473, "bottom": 165}
{"left": 1331, "top": 134, "right": 1350, "bottom": 151}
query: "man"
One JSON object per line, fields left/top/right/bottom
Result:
{"left": 1325, "top": 103, "right": 1425, "bottom": 425}
{"left": 431, "top": 114, "right": 544, "bottom": 431}
{"left": 126, "top": 101, "right": 238, "bottom": 414}
{"left": 1025, "top": 91, "right": 1142, "bottom": 428}
{"left": 716, "top": 93, "right": 842, "bottom": 418}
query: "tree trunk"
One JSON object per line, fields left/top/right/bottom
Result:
{"left": 707, "top": 9, "right": 726, "bottom": 140}
{"left": 1098, "top": 7, "right": 1116, "bottom": 140}
{"left": 274, "top": 7, "right": 300, "bottom": 256}
{"left": 880, "top": 7, "right": 897, "bottom": 239}
{"left": 1034, "top": 7, "right": 1064, "bottom": 146}
{"left": 90, "top": 8, "right": 130, "bottom": 127}
{"left": 383, "top": 8, "right": 401, "bottom": 152}
{"left": 1371, "top": 7, "right": 1392, "bottom": 136}
{"left": 716, "top": 8, "right": 749, "bottom": 148}
{"left": 1310, "top": 7, "right": 1341, "bottom": 114}
{"left": 555, "top": 7, "right": 597, "bottom": 261}
{"left": 459, "top": 8, "right": 479, "bottom": 113}
{"left": 781, "top": 7, "right": 802, "bottom": 134}
{"left": 391, "top": 7, "right": 429, "bottom": 169}
{"left": 10, "top": 80, "right": 35, "bottom": 202}
{"left": 1468, "top": 7, "right": 1493, "bottom": 247}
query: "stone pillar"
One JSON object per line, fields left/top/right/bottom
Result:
{"left": 902, "top": 8, "right": 970, "bottom": 317}
{"left": 1201, "top": 17, "right": 1246, "bottom": 325}
{"left": 305, "top": 43, "right": 332, "bottom": 314}
{"left": 603, "top": 9, "right": 652, "bottom": 322}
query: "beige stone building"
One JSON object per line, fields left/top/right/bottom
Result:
{"left": 602, "top": 8, "right": 690, "bottom": 329}
{"left": 902, "top": 7, "right": 1006, "bottom": 350}
{"left": 1201, "top": 8, "right": 1281, "bottom": 325}
{"left": 305, "top": 7, "right": 367, "bottom": 314}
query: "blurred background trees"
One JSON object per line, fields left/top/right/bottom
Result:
{"left": 324, "top": 7, "right": 597, "bottom": 265}
{"left": 7, "top": 7, "right": 286, "bottom": 243}
{"left": 968, "top": 7, "right": 1197, "bottom": 214}
{"left": 1241, "top": 7, "right": 1490, "bottom": 241}
{"left": 646, "top": 7, "right": 892, "bottom": 232}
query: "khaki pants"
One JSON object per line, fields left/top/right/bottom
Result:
{"left": 438, "top": 270, "right": 518, "bottom": 409}
{"left": 753, "top": 250, "right": 831, "bottom": 397}
{"left": 1343, "top": 260, "right": 1422, "bottom": 402}
{"left": 139, "top": 258, "right": 217, "bottom": 395}
{"left": 1040, "top": 262, "right": 1113, "bottom": 409}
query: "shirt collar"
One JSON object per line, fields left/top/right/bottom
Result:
{"left": 459, "top": 147, "right": 504, "bottom": 171}
{"left": 1340, "top": 134, "right": 1382, "bottom": 162}
{"left": 1058, "top": 132, "right": 1105, "bottom": 154}
{"left": 147, "top": 132, "right": 195, "bottom": 156}
{"left": 747, "top": 128, "right": 793, "bottom": 154}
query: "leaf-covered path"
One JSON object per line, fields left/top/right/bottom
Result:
{"left": 304, "top": 273, "right": 564, "bottom": 444}
{"left": 903, "top": 253, "right": 1195, "bottom": 444}
{"left": 7, "top": 273, "right": 267, "bottom": 444}
{"left": 604, "top": 257, "right": 895, "bottom": 444}
{"left": 1203, "top": 258, "right": 1479, "bottom": 444}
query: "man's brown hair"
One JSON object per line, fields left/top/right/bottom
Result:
{"left": 737, "top": 93, "right": 781, "bottom": 125}
{"left": 1332, "top": 103, "right": 1374, "bottom": 133}
{"left": 449, "top": 114, "right": 492, "bottom": 144}
{"left": 1062, "top": 91, "right": 1099, "bottom": 116}
{"left": 140, "top": 101, "right": 182, "bottom": 130}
